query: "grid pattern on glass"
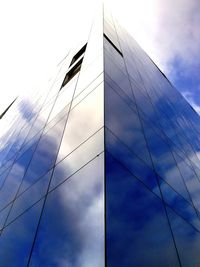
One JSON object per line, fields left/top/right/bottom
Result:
{"left": 104, "top": 8, "right": 200, "bottom": 266}
{"left": 0, "top": 6, "right": 200, "bottom": 267}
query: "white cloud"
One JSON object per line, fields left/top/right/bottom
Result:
{"left": 108, "top": 0, "right": 200, "bottom": 77}
{"left": 0, "top": 0, "right": 199, "bottom": 113}
{"left": 153, "top": 0, "right": 200, "bottom": 77}
{"left": 182, "top": 91, "right": 200, "bottom": 115}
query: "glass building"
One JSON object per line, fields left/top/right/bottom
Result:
{"left": 0, "top": 7, "right": 200, "bottom": 267}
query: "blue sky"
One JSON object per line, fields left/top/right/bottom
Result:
{"left": 0, "top": 0, "right": 199, "bottom": 114}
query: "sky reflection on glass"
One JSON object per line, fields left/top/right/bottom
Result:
{"left": 0, "top": 7, "right": 200, "bottom": 267}
{"left": 29, "top": 154, "right": 104, "bottom": 267}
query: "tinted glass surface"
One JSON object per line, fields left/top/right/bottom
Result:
{"left": 0, "top": 6, "right": 200, "bottom": 267}
{"left": 167, "top": 207, "right": 200, "bottom": 267}
{"left": 29, "top": 154, "right": 104, "bottom": 267}
{"left": 0, "top": 201, "right": 43, "bottom": 267}
{"left": 106, "top": 152, "right": 180, "bottom": 266}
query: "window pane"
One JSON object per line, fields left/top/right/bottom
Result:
{"left": 57, "top": 84, "right": 103, "bottom": 162}
{"left": 19, "top": 118, "right": 66, "bottom": 194}
{"left": 50, "top": 129, "right": 104, "bottom": 190}
{"left": 105, "top": 83, "right": 152, "bottom": 167}
{"left": 0, "top": 200, "right": 43, "bottom": 267}
{"left": 106, "top": 152, "right": 180, "bottom": 266}
{"left": 29, "top": 154, "right": 104, "bottom": 267}
{"left": 167, "top": 207, "right": 200, "bottom": 266}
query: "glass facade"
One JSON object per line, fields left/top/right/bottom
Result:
{"left": 0, "top": 6, "right": 200, "bottom": 266}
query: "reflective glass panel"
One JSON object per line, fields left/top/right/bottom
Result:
{"left": 0, "top": 142, "right": 38, "bottom": 210}
{"left": 105, "top": 128, "right": 160, "bottom": 197}
{"left": 105, "top": 82, "right": 152, "bottom": 167}
{"left": 19, "top": 118, "right": 66, "bottom": 194}
{"left": 0, "top": 201, "right": 43, "bottom": 266}
{"left": 29, "top": 154, "right": 104, "bottom": 267}
{"left": 50, "top": 128, "right": 104, "bottom": 190}
{"left": 143, "top": 123, "right": 191, "bottom": 202}
{"left": 167, "top": 207, "right": 200, "bottom": 267}
{"left": 106, "top": 152, "right": 179, "bottom": 266}
{"left": 7, "top": 170, "right": 52, "bottom": 225}
{"left": 57, "top": 84, "right": 103, "bottom": 162}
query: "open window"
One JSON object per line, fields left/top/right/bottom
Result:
{"left": 60, "top": 43, "right": 87, "bottom": 90}
{"left": 69, "top": 43, "right": 87, "bottom": 67}
{"left": 104, "top": 34, "right": 123, "bottom": 57}
{"left": 0, "top": 98, "right": 17, "bottom": 119}
{"left": 61, "top": 58, "right": 83, "bottom": 88}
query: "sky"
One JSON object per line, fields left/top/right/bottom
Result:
{"left": 0, "top": 0, "right": 199, "bottom": 114}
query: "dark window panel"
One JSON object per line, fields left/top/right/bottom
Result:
{"left": 159, "top": 177, "right": 200, "bottom": 231}
{"left": 105, "top": 74, "right": 137, "bottom": 112}
{"left": 0, "top": 205, "right": 11, "bottom": 230}
{"left": 69, "top": 43, "right": 87, "bottom": 67}
{"left": 175, "top": 153, "right": 200, "bottom": 212}
{"left": 104, "top": 55, "right": 134, "bottom": 101}
{"left": 167, "top": 207, "right": 200, "bottom": 267}
{"left": 105, "top": 82, "right": 152, "bottom": 167}
{"left": 61, "top": 58, "right": 83, "bottom": 89}
{"left": 143, "top": 121, "right": 191, "bottom": 203}
{"left": 0, "top": 200, "right": 43, "bottom": 267}
{"left": 105, "top": 128, "right": 160, "bottom": 197}
{"left": 106, "top": 152, "right": 180, "bottom": 266}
